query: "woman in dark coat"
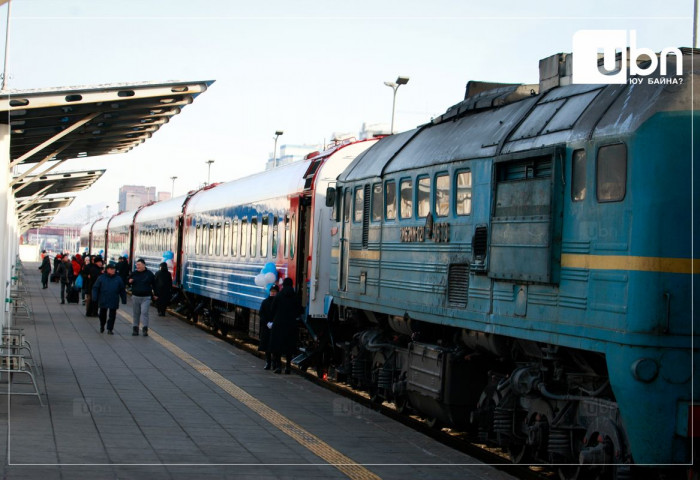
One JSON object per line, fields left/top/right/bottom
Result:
{"left": 269, "top": 277, "right": 304, "bottom": 374}
{"left": 153, "top": 262, "right": 172, "bottom": 316}
{"left": 38, "top": 252, "right": 51, "bottom": 289}
{"left": 258, "top": 284, "right": 279, "bottom": 370}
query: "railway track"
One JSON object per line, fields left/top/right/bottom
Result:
{"left": 171, "top": 310, "right": 552, "bottom": 480}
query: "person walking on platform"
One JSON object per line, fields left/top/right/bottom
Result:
{"left": 85, "top": 256, "right": 104, "bottom": 316}
{"left": 116, "top": 256, "right": 130, "bottom": 286}
{"left": 38, "top": 251, "right": 51, "bottom": 289}
{"left": 56, "top": 255, "right": 74, "bottom": 304}
{"left": 153, "top": 262, "right": 172, "bottom": 317}
{"left": 258, "top": 284, "right": 278, "bottom": 370}
{"left": 79, "top": 256, "right": 91, "bottom": 305}
{"left": 269, "top": 277, "right": 303, "bottom": 374}
{"left": 92, "top": 263, "right": 127, "bottom": 335}
{"left": 128, "top": 258, "right": 156, "bottom": 336}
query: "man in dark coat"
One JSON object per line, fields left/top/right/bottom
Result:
{"left": 128, "top": 258, "right": 157, "bottom": 336}
{"left": 269, "top": 277, "right": 304, "bottom": 374}
{"left": 115, "top": 256, "right": 130, "bottom": 286}
{"left": 85, "top": 256, "right": 104, "bottom": 316}
{"left": 92, "top": 264, "right": 127, "bottom": 334}
{"left": 38, "top": 251, "right": 51, "bottom": 288}
{"left": 153, "top": 262, "right": 172, "bottom": 317}
{"left": 258, "top": 284, "right": 279, "bottom": 370}
{"left": 56, "top": 255, "right": 74, "bottom": 304}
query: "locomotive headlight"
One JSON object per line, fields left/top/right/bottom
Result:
{"left": 631, "top": 358, "right": 659, "bottom": 383}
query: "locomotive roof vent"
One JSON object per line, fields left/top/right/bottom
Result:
{"left": 539, "top": 52, "right": 573, "bottom": 94}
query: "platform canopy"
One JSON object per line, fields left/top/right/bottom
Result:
{"left": 12, "top": 169, "right": 105, "bottom": 228}
{"left": 1, "top": 79, "right": 213, "bottom": 230}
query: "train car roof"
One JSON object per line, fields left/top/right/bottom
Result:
{"left": 135, "top": 194, "right": 189, "bottom": 224}
{"left": 91, "top": 217, "right": 110, "bottom": 233}
{"left": 109, "top": 209, "right": 139, "bottom": 229}
{"left": 185, "top": 160, "right": 309, "bottom": 215}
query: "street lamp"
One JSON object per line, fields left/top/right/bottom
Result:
{"left": 170, "top": 176, "right": 178, "bottom": 197}
{"left": 205, "top": 160, "right": 215, "bottom": 185}
{"left": 384, "top": 75, "right": 410, "bottom": 134}
{"left": 273, "top": 130, "right": 284, "bottom": 168}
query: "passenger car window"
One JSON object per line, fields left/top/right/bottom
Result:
{"left": 456, "top": 170, "right": 472, "bottom": 215}
{"left": 597, "top": 144, "right": 626, "bottom": 202}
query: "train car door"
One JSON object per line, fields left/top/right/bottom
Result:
{"left": 290, "top": 195, "right": 311, "bottom": 308}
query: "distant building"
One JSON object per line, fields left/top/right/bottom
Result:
{"left": 157, "top": 192, "right": 171, "bottom": 202}
{"left": 265, "top": 143, "right": 322, "bottom": 170}
{"left": 359, "top": 122, "right": 390, "bottom": 140}
{"left": 118, "top": 185, "right": 155, "bottom": 212}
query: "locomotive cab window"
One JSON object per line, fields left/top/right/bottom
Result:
{"left": 435, "top": 173, "right": 449, "bottom": 217}
{"left": 417, "top": 176, "right": 430, "bottom": 218}
{"left": 572, "top": 149, "right": 586, "bottom": 202}
{"left": 456, "top": 170, "right": 472, "bottom": 215}
{"left": 385, "top": 180, "right": 397, "bottom": 220}
{"left": 354, "top": 186, "right": 364, "bottom": 223}
{"left": 596, "top": 143, "right": 627, "bottom": 202}
{"left": 371, "top": 183, "right": 383, "bottom": 222}
{"left": 400, "top": 179, "right": 413, "bottom": 219}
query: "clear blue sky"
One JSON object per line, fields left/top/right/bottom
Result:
{"left": 4, "top": 0, "right": 694, "bottom": 223}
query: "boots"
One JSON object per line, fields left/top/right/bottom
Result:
{"left": 142, "top": 327, "right": 148, "bottom": 337}
{"left": 132, "top": 326, "right": 139, "bottom": 336}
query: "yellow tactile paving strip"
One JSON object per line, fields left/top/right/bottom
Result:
{"left": 118, "top": 310, "right": 381, "bottom": 480}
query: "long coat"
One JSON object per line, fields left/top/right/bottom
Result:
{"left": 56, "top": 261, "right": 74, "bottom": 285}
{"left": 92, "top": 273, "right": 127, "bottom": 309}
{"left": 268, "top": 286, "right": 303, "bottom": 355}
{"left": 258, "top": 294, "right": 275, "bottom": 352}
{"left": 39, "top": 256, "right": 51, "bottom": 274}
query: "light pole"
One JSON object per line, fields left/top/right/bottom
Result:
{"left": 205, "top": 160, "right": 214, "bottom": 185}
{"left": 170, "top": 176, "right": 177, "bottom": 197}
{"left": 384, "top": 75, "right": 410, "bottom": 134}
{"left": 273, "top": 130, "right": 284, "bottom": 168}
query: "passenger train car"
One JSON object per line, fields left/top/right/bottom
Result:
{"left": 80, "top": 49, "right": 697, "bottom": 476}
{"left": 327, "top": 50, "right": 697, "bottom": 476}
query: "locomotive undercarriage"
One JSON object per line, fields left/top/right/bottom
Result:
{"left": 327, "top": 306, "right": 635, "bottom": 479}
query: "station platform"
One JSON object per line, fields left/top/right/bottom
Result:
{"left": 1, "top": 263, "right": 518, "bottom": 480}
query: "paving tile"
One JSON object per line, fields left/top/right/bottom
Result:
{"left": 0, "top": 265, "right": 518, "bottom": 480}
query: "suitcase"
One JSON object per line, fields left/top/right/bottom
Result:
{"left": 66, "top": 288, "right": 80, "bottom": 304}
{"left": 50, "top": 273, "right": 59, "bottom": 283}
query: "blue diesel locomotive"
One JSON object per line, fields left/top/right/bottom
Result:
{"left": 326, "top": 50, "right": 697, "bottom": 476}
{"left": 80, "top": 49, "right": 697, "bottom": 476}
